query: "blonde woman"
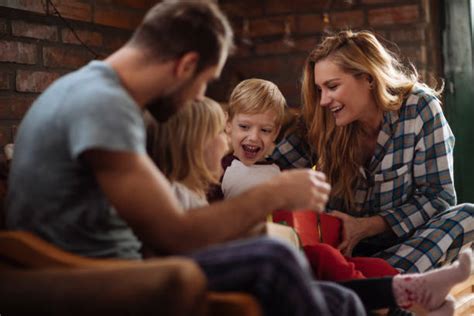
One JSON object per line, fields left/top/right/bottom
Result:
{"left": 272, "top": 30, "right": 473, "bottom": 273}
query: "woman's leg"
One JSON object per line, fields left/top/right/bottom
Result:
{"left": 375, "top": 203, "right": 473, "bottom": 272}
{"left": 189, "top": 237, "right": 366, "bottom": 316}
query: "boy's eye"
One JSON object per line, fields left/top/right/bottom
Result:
{"left": 261, "top": 128, "right": 272, "bottom": 134}
{"left": 238, "top": 124, "right": 249, "bottom": 130}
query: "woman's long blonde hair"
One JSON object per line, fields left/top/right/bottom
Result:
{"left": 151, "top": 97, "right": 226, "bottom": 195}
{"left": 301, "top": 30, "right": 439, "bottom": 210}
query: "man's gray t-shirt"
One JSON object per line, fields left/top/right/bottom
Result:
{"left": 6, "top": 61, "right": 144, "bottom": 259}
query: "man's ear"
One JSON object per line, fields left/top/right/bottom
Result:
{"left": 175, "top": 52, "right": 199, "bottom": 80}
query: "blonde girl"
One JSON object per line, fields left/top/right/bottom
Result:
{"left": 149, "top": 97, "right": 228, "bottom": 209}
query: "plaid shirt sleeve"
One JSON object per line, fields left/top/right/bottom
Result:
{"left": 272, "top": 132, "right": 313, "bottom": 169}
{"left": 378, "top": 92, "right": 456, "bottom": 237}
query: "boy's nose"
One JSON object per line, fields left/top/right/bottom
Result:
{"left": 248, "top": 128, "right": 259, "bottom": 140}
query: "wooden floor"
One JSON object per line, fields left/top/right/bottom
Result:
{"left": 452, "top": 273, "right": 474, "bottom": 316}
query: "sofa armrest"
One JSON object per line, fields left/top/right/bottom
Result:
{"left": 0, "top": 230, "right": 262, "bottom": 316}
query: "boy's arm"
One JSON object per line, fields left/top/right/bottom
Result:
{"left": 83, "top": 149, "right": 330, "bottom": 254}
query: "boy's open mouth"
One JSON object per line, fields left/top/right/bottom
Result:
{"left": 242, "top": 144, "right": 261, "bottom": 160}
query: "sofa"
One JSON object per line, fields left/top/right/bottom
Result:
{"left": 0, "top": 150, "right": 262, "bottom": 316}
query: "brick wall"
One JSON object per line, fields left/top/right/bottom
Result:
{"left": 208, "top": 0, "right": 443, "bottom": 107}
{"left": 0, "top": 0, "right": 443, "bottom": 158}
{"left": 0, "top": 0, "right": 154, "bottom": 156}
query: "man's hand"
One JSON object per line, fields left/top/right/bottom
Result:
{"left": 330, "top": 211, "right": 390, "bottom": 256}
{"left": 273, "top": 169, "right": 331, "bottom": 212}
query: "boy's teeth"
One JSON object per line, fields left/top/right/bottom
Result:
{"left": 243, "top": 145, "right": 259, "bottom": 152}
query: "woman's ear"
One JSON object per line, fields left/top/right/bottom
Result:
{"left": 366, "top": 74, "right": 374, "bottom": 89}
{"left": 175, "top": 52, "right": 199, "bottom": 80}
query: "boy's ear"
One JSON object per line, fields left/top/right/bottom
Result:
{"left": 175, "top": 52, "right": 199, "bottom": 80}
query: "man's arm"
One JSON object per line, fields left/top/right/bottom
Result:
{"left": 83, "top": 149, "right": 330, "bottom": 254}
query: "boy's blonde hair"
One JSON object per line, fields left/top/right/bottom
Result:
{"left": 151, "top": 97, "right": 226, "bottom": 194}
{"left": 228, "top": 78, "right": 287, "bottom": 129}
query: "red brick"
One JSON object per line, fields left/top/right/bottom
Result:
{"left": 270, "top": 80, "right": 301, "bottom": 106}
{"left": 94, "top": 6, "right": 144, "bottom": 30}
{"left": 11, "top": 124, "right": 20, "bottom": 140}
{"left": 249, "top": 16, "right": 295, "bottom": 38}
{"left": 232, "top": 54, "right": 306, "bottom": 77}
{"left": 48, "top": 0, "right": 92, "bottom": 22}
{"left": 0, "top": 0, "right": 46, "bottom": 14}
{"left": 61, "top": 28, "right": 103, "bottom": 47}
{"left": 0, "top": 19, "right": 7, "bottom": 34}
{"left": 362, "top": 0, "right": 398, "bottom": 4}
{"left": 266, "top": 0, "right": 327, "bottom": 14}
{"left": 233, "top": 44, "right": 253, "bottom": 58}
{"left": 0, "top": 125, "right": 12, "bottom": 148}
{"left": 16, "top": 70, "right": 61, "bottom": 93}
{"left": 400, "top": 45, "right": 426, "bottom": 66}
{"left": 330, "top": 10, "right": 365, "bottom": 29}
{"left": 390, "top": 27, "right": 425, "bottom": 44}
{"left": 0, "top": 40, "right": 37, "bottom": 64}
{"left": 256, "top": 36, "right": 319, "bottom": 56}
{"left": 102, "top": 32, "right": 131, "bottom": 52}
{"left": 294, "top": 37, "right": 320, "bottom": 53}
{"left": 368, "top": 5, "right": 420, "bottom": 26}
{"left": 297, "top": 14, "right": 326, "bottom": 34}
{"left": 43, "top": 46, "right": 95, "bottom": 69}
{"left": 12, "top": 20, "right": 58, "bottom": 41}
{"left": 0, "top": 72, "right": 12, "bottom": 90}
{"left": 220, "top": 0, "right": 264, "bottom": 18}
{"left": 0, "top": 95, "right": 36, "bottom": 120}
{"left": 94, "top": 0, "right": 155, "bottom": 10}
{"left": 256, "top": 40, "right": 296, "bottom": 56}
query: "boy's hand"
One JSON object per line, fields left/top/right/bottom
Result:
{"left": 273, "top": 169, "right": 331, "bottom": 212}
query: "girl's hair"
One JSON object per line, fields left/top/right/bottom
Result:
{"left": 152, "top": 97, "right": 226, "bottom": 195}
{"left": 228, "top": 78, "right": 287, "bottom": 129}
{"left": 301, "top": 30, "right": 440, "bottom": 210}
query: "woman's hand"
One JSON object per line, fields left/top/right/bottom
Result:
{"left": 330, "top": 212, "right": 389, "bottom": 257}
{"left": 331, "top": 211, "right": 368, "bottom": 256}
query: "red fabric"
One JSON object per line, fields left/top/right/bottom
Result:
{"left": 303, "top": 244, "right": 399, "bottom": 281}
{"left": 272, "top": 210, "right": 399, "bottom": 281}
{"left": 272, "top": 210, "right": 342, "bottom": 247}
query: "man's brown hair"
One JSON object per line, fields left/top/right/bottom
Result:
{"left": 129, "top": 0, "right": 233, "bottom": 72}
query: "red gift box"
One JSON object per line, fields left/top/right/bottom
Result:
{"left": 272, "top": 210, "right": 342, "bottom": 248}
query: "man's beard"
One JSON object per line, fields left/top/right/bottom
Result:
{"left": 145, "top": 74, "right": 195, "bottom": 122}
{"left": 146, "top": 95, "right": 184, "bottom": 122}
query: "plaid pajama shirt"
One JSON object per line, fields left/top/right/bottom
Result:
{"left": 272, "top": 88, "right": 474, "bottom": 272}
